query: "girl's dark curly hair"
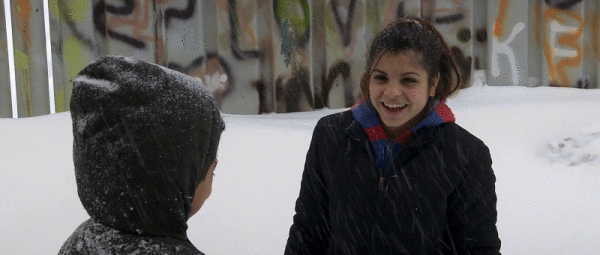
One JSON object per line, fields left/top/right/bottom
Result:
{"left": 360, "top": 16, "right": 461, "bottom": 100}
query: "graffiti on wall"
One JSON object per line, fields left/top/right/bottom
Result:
{"left": 537, "top": 0, "right": 598, "bottom": 88}
{"left": 491, "top": 0, "right": 524, "bottom": 86}
{"left": 543, "top": 6, "right": 583, "bottom": 87}
{"left": 5, "top": 0, "right": 600, "bottom": 117}
{"left": 427, "top": 0, "right": 475, "bottom": 87}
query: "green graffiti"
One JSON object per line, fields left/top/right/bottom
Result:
{"left": 55, "top": 36, "right": 86, "bottom": 112}
{"left": 54, "top": 87, "right": 67, "bottom": 112}
{"left": 49, "top": 0, "right": 90, "bottom": 22}
{"left": 14, "top": 50, "right": 30, "bottom": 71}
{"left": 275, "top": 0, "right": 310, "bottom": 45}
{"left": 14, "top": 50, "right": 32, "bottom": 116}
{"left": 64, "top": 36, "right": 85, "bottom": 84}
{"left": 276, "top": 0, "right": 310, "bottom": 30}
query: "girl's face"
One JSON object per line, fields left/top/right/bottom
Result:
{"left": 189, "top": 159, "right": 217, "bottom": 218}
{"left": 368, "top": 51, "right": 437, "bottom": 133}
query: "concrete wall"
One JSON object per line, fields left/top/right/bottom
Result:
{"left": 1, "top": 0, "right": 599, "bottom": 117}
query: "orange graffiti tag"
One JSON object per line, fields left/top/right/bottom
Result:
{"left": 493, "top": 0, "right": 509, "bottom": 38}
{"left": 15, "top": 0, "right": 32, "bottom": 47}
{"left": 106, "top": 0, "right": 169, "bottom": 43}
{"left": 543, "top": 8, "right": 583, "bottom": 87}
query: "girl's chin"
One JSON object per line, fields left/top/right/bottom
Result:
{"left": 382, "top": 120, "right": 408, "bottom": 130}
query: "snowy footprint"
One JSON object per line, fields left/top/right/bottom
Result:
{"left": 541, "top": 131, "right": 600, "bottom": 166}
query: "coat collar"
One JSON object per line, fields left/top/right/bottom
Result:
{"left": 348, "top": 99, "right": 455, "bottom": 173}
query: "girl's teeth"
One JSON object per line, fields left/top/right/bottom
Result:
{"left": 384, "top": 103, "right": 406, "bottom": 109}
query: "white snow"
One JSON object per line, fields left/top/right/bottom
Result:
{"left": 72, "top": 75, "right": 118, "bottom": 91}
{"left": 1, "top": 81, "right": 600, "bottom": 254}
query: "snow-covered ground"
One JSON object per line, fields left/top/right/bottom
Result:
{"left": 1, "top": 80, "right": 600, "bottom": 254}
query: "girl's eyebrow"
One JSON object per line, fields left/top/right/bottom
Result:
{"left": 371, "top": 69, "right": 387, "bottom": 75}
{"left": 401, "top": 71, "right": 421, "bottom": 77}
{"left": 373, "top": 69, "right": 421, "bottom": 77}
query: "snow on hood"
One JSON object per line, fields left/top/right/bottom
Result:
{"left": 70, "top": 56, "right": 225, "bottom": 241}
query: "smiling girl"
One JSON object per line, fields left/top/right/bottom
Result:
{"left": 285, "top": 17, "right": 501, "bottom": 254}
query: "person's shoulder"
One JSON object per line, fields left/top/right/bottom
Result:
{"left": 59, "top": 219, "right": 203, "bottom": 255}
{"left": 315, "top": 110, "right": 354, "bottom": 129}
{"left": 310, "top": 110, "right": 359, "bottom": 144}
{"left": 436, "top": 123, "right": 489, "bottom": 155}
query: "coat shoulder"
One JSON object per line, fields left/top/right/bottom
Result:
{"left": 315, "top": 110, "right": 355, "bottom": 130}
{"left": 426, "top": 122, "right": 492, "bottom": 170}
{"left": 439, "top": 122, "right": 488, "bottom": 151}
{"left": 59, "top": 219, "right": 204, "bottom": 255}
{"left": 312, "top": 110, "right": 363, "bottom": 144}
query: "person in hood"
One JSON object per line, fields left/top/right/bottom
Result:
{"left": 59, "top": 55, "right": 225, "bottom": 255}
{"left": 285, "top": 17, "right": 501, "bottom": 254}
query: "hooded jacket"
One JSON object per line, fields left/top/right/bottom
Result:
{"left": 59, "top": 56, "right": 225, "bottom": 254}
{"left": 285, "top": 100, "right": 501, "bottom": 255}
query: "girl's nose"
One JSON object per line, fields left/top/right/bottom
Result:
{"left": 384, "top": 83, "right": 403, "bottom": 97}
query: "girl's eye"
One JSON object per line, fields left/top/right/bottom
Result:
{"left": 373, "top": 75, "right": 387, "bottom": 82}
{"left": 402, "top": 78, "right": 419, "bottom": 87}
{"left": 402, "top": 77, "right": 417, "bottom": 83}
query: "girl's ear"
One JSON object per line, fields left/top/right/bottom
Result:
{"left": 430, "top": 72, "right": 440, "bottom": 96}
{"left": 431, "top": 73, "right": 440, "bottom": 90}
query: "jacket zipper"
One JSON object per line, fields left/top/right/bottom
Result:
{"left": 378, "top": 142, "right": 394, "bottom": 191}
{"left": 378, "top": 175, "right": 385, "bottom": 190}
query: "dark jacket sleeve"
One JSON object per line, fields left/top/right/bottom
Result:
{"left": 284, "top": 120, "right": 331, "bottom": 255}
{"left": 447, "top": 144, "right": 501, "bottom": 255}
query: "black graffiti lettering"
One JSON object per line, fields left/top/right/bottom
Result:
{"left": 166, "top": 62, "right": 184, "bottom": 72}
{"left": 93, "top": 0, "right": 146, "bottom": 48}
{"left": 322, "top": 61, "right": 352, "bottom": 108}
{"left": 228, "top": 0, "right": 263, "bottom": 60}
{"left": 275, "top": 77, "right": 285, "bottom": 112}
{"left": 104, "top": 0, "right": 135, "bottom": 14}
{"left": 396, "top": 2, "right": 405, "bottom": 19}
{"left": 167, "top": 52, "right": 234, "bottom": 101}
{"left": 435, "top": 13, "right": 464, "bottom": 24}
{"left": 457, "top": 27, "right": 471, "bottom": 43}
{"left": 284, "top": 68, "right": 313, "bottom": 112}
{"left": 253, "top": 80, "right": 270, "bottom": 114}
{"left": 475, "top": 27, "right": 487, "bottom": 43}
{"left": 93, "top": 0, "right": 197, "bottom": 49}
{"left": 544, "top": 0, "right": 583, "bottom": 10}
{"left": 164, "top": 0, "right": 196, "bottom": 27}
{"left": 331, "top": 0, "right": 357, "bottom": 47}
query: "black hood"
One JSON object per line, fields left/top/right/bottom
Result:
{"left": 70, "top": 56, "right": 225, "bottom": 241}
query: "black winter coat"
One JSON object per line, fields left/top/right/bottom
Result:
{"left": 285, "top": 110, "right": 501, "bottom": 255}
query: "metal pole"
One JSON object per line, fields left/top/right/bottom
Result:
{"left": 43, "top": 0, "right": 54, "bottom": 114}
{"left": 3, "top": 0, "right": 17, "bottom": 118}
